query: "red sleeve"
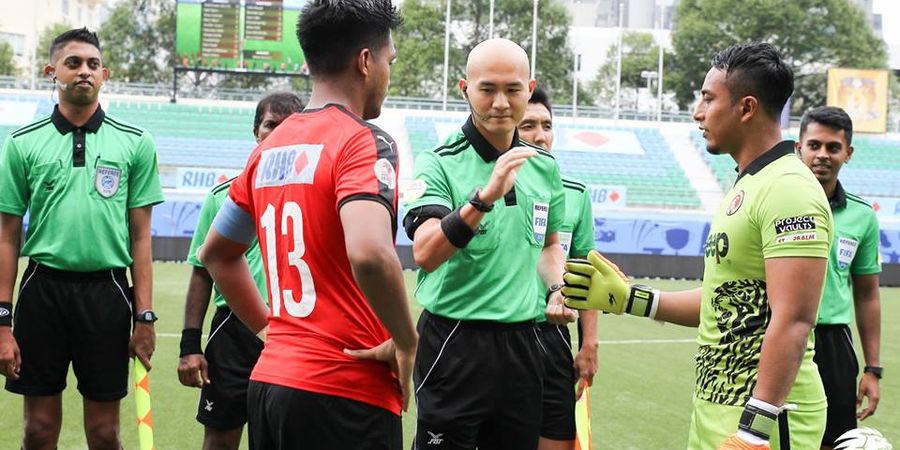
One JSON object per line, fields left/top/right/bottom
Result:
{"left": 334, "top": 126, "right": 399, "bottom": 219}
{"left": 228, "top": 147, "right": 261, "bottom": 215}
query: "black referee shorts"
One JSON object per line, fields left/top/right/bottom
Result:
{"left": 813, "top": 324, "right": 859, "bottom": 446}
{"left": 5, "top": 260, "right": 132, "bottom": 401}
{"left": 197, "top": 306, "right": 264, "bottom": 430}
{"left": 413, "top": 310, "right": 545, "bottom": 450}
{"left": 538, "top": 322, "right": 577, "bottom": 441}
{"left": 247, "top": 381, "right": 401, "bottom": 450}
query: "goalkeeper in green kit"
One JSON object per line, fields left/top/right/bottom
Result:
{"left": 562, "top": 43, "right": 832, "bottom": 450}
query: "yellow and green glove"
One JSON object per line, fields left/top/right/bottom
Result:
{"left": 562, "top": 250, "right": 659, "bottom": 318}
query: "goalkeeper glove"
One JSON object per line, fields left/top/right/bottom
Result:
{"left": 718, "top": 397, "right": 793, "bottom": 450}
{"left": 561, "top": 250, "right": 659, "bottom": 317}
{"left": 717, "top": 435, "right": 770, "bottom": 450}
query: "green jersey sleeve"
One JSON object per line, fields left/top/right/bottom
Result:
{"left": 404, "top": 151, "right": 453, "bottom": 211}
{"left": 127, "top": 131, "right": 164, "bottom": 209}
{"left": 569, "top": 188, "right": 596, "bottom": 258}
{"left": 547, "top": 163, "right": 565, "bottom": 236}
{"left": 186, "top": 190, "right": 219, "bottom": 268}
{"left": 757, "top": 173, "right": 832, "bottom": 259}
{"left": 850, "top": 208, "right": 882, "bottom": 275}
{"left": 0, "top": 138, "right": 27, "bottom": 216}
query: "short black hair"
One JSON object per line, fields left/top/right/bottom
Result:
{"left": 799, "top": 106, "right": 853, "bottom": 145}
{"left": 253, "top": 92, "right": 306, "bottom": 136}
{"left": 296, "top": 0, "right": 402, "bottom": 76}
{"left": 50, "top": 27, "right": 100, "bottom": 61}
{"left": 711, "top": 42, "right": 793, "bottom": 120}
{"left": 529, "top": 87, "right": 552, "bottom": 116}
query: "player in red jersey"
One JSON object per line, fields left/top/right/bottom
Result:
{"left": 198, "top": 1, "right": 417, "bottom": 449}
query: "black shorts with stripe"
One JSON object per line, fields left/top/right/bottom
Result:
{"left": 538, "top": 322, "right": 577, "bottom": 441}
{"left": 5, "top": 260, "right": 132, "bottom": 401}
{"left": 413, "top": 310, "right": 545, "bottom": 450}
{"left": 196, "top": 306, "right": 263, "bottom": 430}
{"left": 813, "top": 324, "right": 859, "bottom": 445}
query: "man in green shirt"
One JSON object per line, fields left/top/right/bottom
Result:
{"left": 518, "top": 87, "right": 598, "bottom": 450}
{"left": 563, "top": 43, "right": 832, "bottom": 450}
{"left": 0, "top": 28, "right": 163, "bottom": 449}
{"left": 176, "top": 92, "right": 303, "bottom": 450}
{"left": 403, "top": 38, "right": 574, "bottom": 450}
{"left": 795, "top": 106, "right": 882, "bottom": 449}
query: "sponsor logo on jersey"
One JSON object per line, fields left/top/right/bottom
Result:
{"left": 95, "top": 166, "right": 121, "bottom": 198}
{"left": 774, "top": 215, "right": 816, "bottom": 234}
{"left": 726, "top": 190, "right": 744, "bottom": 216}
{"left": 775, "top": 232, "right": 818, "bottom": 244}
{"left": 255, "top": 144, "right": 323, "bottom": 188}
{"left": 427, "top": 432, "right": 444, "bottom": 445}
{"left": 374, "top": 158, "right": 396, "bottom": 190}
{"left": 705, "top": 232, "right": 730, "bottom": 264}
{"left": 836, "top": 237, "right": 859, "bottom": 269}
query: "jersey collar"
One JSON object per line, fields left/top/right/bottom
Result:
{"left": 51, "top": 104, "right": 105, "bottom": 135}
{"left": 735, "top": 140, "right": 795, "bottom": 183}
{"left": 829, "top": 180, "right": 847, "bottom": 210}
{"left": 462, "top": 115, "right": 522, "bottom": 162}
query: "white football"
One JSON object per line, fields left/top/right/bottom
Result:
{"left": 834, "top": 427, "right": 893, "bottom": 450}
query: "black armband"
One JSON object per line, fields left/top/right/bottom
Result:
{"left": 0, "top": 301, "right": 11, "bottom": 327}
{"left": 180, "top": 328, "right": 203, "bottom": 357}
{"left": 441, "top": 208, "right": 475, "bottom": 248}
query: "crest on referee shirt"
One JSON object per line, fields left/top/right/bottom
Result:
{"left": 95, "top": 166, "right": 122, "bottom": 198}
{"left": 836, "top": 237, "right": 859, "bottom": 270}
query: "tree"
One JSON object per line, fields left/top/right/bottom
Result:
{"left": 37, "top": 23, "right": 74, "bottom": 68}
{"left": 588, "top": 31, "right": 668, "bottom": 109}
{"left": 392, "top": 0, "right": 591, "bottom": 105}
{"left": 0, "top": 41, "right": 17, "bottom": 77}
{"left": 669, "top": 0, "right": 889, "bottom": 114}
{"left": 98, "top": 0, "right": 175, "bottom": 83}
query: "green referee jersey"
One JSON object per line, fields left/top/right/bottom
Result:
{"left": 697, "top": 141, "right": 832, "bottom": 408}
{"left": 817, "top": 181, "right": 881, "bottom": 325}
{"left": 186, "top": 177, "right": 269, "bottom": 308}
{"left": 534, "top": 175, "right": 595, "bottom": 322}
{"left": 404, "top": 116, "right": 565, "bottom": 322}
{"left": 0, "top": 105, "right": 164, "bottom": 271}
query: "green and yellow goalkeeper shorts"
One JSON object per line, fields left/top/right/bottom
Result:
{"left": 687, "top": 396, "right": 826, "bottom": 450}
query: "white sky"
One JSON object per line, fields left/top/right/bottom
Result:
{"left": 873, "top": 0, "right": 900, "bottom": 45}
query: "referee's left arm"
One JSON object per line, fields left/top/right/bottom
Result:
{"left": 129, "top": 206, "right": 155, "bottom": 369}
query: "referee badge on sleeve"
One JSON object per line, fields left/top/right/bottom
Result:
{"left": 95, "top": 166, "right": 122, "bottom": 198}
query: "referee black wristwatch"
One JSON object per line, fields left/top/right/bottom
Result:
{"left": 135, "top": 310, "right": 158, "bottom": 324}
{"left": 468, "top": 188, "right": 494, "bottom": 213}
{"left": 864, "top": 365, "right": 883, "bottom": 379}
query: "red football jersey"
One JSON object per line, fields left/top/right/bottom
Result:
{"left": 228, "top": 104, "right": 401, "bottom": 414}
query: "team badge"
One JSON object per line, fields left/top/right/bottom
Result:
{"left": 836, "top": 237, "right": 859, "bottom": 270}
{"left": 726, "top": 190, "right": 744, "bottom": 216}
{"left": 374, "top": 158, "right": 396, "bottom": 189}
{"left": 95, "top": 166, "right": 122, "bottom": 198}
{"left": 532, "top": 202, "right": 549, "bottom": 244}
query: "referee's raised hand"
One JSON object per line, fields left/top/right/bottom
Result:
{"left": 0, "top": 328, "right": 20, "bottom": 380}
{"left": 480, "top": 147, "right": 536, "bottom": 204}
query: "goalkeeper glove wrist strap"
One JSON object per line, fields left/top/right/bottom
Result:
{"left": 625, "top": 285, "right": 660, "bottom": 319}
{"left": 0, "top": 301, "right": 11, "bottom": 327}
{"left": 738, "top": 397, "right": 779, "bottom": 442}
{"left": 441, "top": 208, "right": 475, "bottom": 249}
{"left": 180, "top": 328, "right": 203, "bottom": 357}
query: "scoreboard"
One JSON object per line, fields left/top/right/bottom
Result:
{"left": 175, "top": 0, "right": 305, "bottom": 74}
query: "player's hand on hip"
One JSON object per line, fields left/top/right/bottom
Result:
{"left": 0, "top": 328, "right": 21, "bottom": 380}
{"left": 717, "top": 434, "right": 770, "bottom": 450}
{"left": 545, "top": 290, "right": 578, "bottom": 325}
{"left": 562, "top": 250, "right": 630, "bottom": 313}
{"left": 177, "top": 354, "right": 210, "bottom": 388}
{"left": 130, "top": 322, "right": 156, "bottom": 371}
{"left": 857, "top": 372, "right": 880, "bottom": 420}
{"left": 345, "top": 339, "right": 416, "bottom": 411}
{"left": 481, "top": 147, "right": 537, "bottom": 204}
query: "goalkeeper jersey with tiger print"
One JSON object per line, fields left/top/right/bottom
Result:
{"left": 697, "top": 141, "right": 832, "bottom": 408}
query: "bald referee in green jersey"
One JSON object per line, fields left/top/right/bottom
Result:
{"left": 404, "top": 38, "right": 574, "bottom": 450}
{"left": 0, "top": 28, "right": 163, "bottom": 450}
{"left": 562, "top": 43, "right": 832, "bottom": 450}
{"left": 796, "top": 106, "right": 882, "bottom": 449}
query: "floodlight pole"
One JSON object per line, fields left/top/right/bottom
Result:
{"left": 614, "top": 2, "right": 624, "bottom": 120}
{"left": 442, "top": 0, "right": 452, "bottom": 111}
{"left": 656, "top": 4, "right": 664, "bottom": 122}
{"left": 530, "top": 0, "right": 538, "bottom": 79}
{"left": 489, "top": 0, "right": 495, "bottom": 38}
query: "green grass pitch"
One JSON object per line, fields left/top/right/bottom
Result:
{"left": 1, "top": 262, "right": 897, "bottom": 449}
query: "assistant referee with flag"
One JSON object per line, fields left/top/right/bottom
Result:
{"left": 0, "top": 28, "right": 163, "bottom": 450}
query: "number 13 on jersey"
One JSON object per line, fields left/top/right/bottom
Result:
{"left": 260, "top": 201, "right": 317, "bottom": 317}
